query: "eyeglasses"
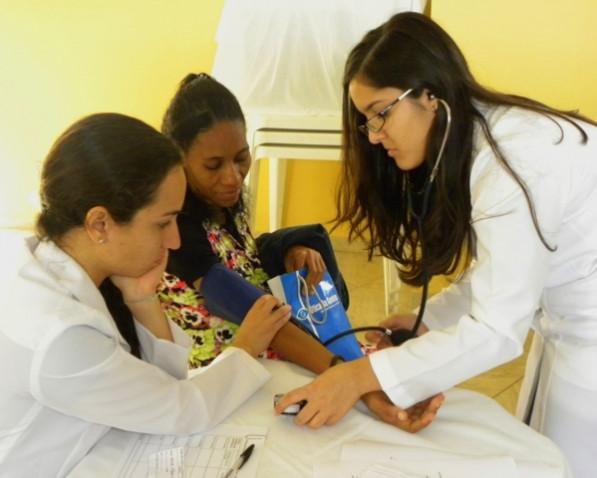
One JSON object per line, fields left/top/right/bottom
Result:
{"left": 358, "top": 88, "right": 413, "bottom": 135}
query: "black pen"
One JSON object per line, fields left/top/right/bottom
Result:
{"left": 222, "top": 443, "right": 255, "bottom": 478}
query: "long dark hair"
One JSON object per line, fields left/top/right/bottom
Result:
{"left": 161, "top": 73, "right": 248, "bottom": 218}
{"left": 336, "top": 12, "right": 596, "bottom": 286}
{"left": 36, "top": 113, "right": 182, "bottom": 356}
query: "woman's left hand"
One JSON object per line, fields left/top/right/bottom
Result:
{"left": 111, "top": 251, "right": 168, "bottom": 303}
{"left": 283, "top": 245, "right": 326, "bottom": 288}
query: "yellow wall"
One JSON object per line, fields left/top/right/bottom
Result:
{"left": 0, "top": 0, "right": 225, "bottom": 228}
{"left": 1, "top": 0, "right": 596, "bottom": 236}
{"left": 260, "top": 0, "right": 597, "bottom": 234}
{"left": 431, "top": 0, "right": 597, "bottom": 119}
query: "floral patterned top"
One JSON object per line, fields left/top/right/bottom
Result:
{"left": 203, "top": 211, "right": 270, "bottom": 289}
{"left": 159, "top": 189, "right": 279, "bottom": 368}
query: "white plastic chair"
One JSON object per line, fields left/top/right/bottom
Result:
{"left": 212, "top": 0, "right": 427, "bottom": 232}
{"left": 245, "top": 113, "right": 342, "bottom": 231}
{"left": 212, "top": 0, "right": 427, "bottom": 309}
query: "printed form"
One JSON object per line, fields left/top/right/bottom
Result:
{"left": 115, "top": 424, "right": 266, "bottom": 478}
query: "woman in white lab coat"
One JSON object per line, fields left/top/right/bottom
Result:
{"left": 275, "top": 12, "right": 597, "bottom": 477}
{"left": 0, "top": 113, "right": 292, "bottom": 478}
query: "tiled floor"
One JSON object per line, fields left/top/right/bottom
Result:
{"left": 332, "top": 237, "right": 530, "bottom": 416}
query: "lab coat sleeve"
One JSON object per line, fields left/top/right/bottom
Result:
{"left": 31, "top": 323, "right": 270, "bottom": 435}
{"left": 422, "top": 271, "right": 472, "bottom": 331}
{"left": 370, "top": 139, "right": 567, "bottom": 408}
{"left": 134, "top": 317, "right": 192, "bottom": 379}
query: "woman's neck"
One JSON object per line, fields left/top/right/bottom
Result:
{"left": 57, "top": 230, "right": 108, "bottom": 287}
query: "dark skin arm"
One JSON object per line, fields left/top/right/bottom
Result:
{"left": 268, "top": 321, "right": 442, "bottom": 432}
{"left": 193, "top": 275, "right": 334, "bottom": 374}
{"left": 270, "top": 321, "right": 334, "bottom": 374}
{"left": 194, "top": 260, "right": 441, "bottom": 432}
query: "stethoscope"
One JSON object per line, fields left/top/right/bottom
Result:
{"left": 294, "top": 272, "right": 328, "bottom": 339}
{"left": 389, "top": 95, "right": 452, "bottom": 345}
{"left": 290, "top": 96, "right": 452, "bottom": 351}
{"left": 321, "top": 95, "right": 453, "bottom": 349}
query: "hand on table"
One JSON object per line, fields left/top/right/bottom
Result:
{"left": 361, "top": 390, "right": 444, "bottom": 433}
{"left": 274, "top": 358, "right": 377, "bottom": 428}
{"left": 274, "top": 353, "right": 444, "bottom": 432}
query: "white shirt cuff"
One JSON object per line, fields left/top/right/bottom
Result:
{"left": 369, "top": 348, "right": 416, "bottom": 408}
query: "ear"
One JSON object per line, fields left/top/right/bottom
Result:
{"left": 420, "top": 88, "right": 439, "bottom": 113}
{"left": 84, "top": 206, "right": 113, "bottom": 245}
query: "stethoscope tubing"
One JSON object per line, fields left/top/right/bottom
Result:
{"left": 291, "top": 98, "right": 452, "bottom": 351}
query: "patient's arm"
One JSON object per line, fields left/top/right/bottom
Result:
{"left": 361, "top": 390, "right": 444, "bottom": 433}
{"left": 269, "top": 323, "right": 443, "bottom": 431}
{"left": 270, "top": 321, "right": 335, "bottom": 374}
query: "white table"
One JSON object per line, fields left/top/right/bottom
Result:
{"left": 70, "top": 359, "right": 570, "bottom": 477}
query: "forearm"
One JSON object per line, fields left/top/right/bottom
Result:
{"left": 126, "top": 297, "right": 174, "bottom": 342}
{"left": 270, "top": 322, "right": 334, "bottom": 374}
{"left": 350, "top": 356, "right": 382, "bottom": 396}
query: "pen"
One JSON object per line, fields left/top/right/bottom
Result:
{"left": 222, "top": 443, "right": 255, "bottom": 478}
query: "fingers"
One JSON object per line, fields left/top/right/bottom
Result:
{"left": 364, "top": 330, "right": 393, "bottom": 347}
{"left": 426, "top": 393, "right": 445, "bottom": 415}
{"left": 235, "top": 295, "right": 292, "bottom": 357}
{"left": 303, "top": 250, "right": 326, "bottom": 287}
{"left": 378, "top": 313, "right": 417, "bottom": 330}
{"left": 284, "top": 246, "right": 326, "bottom": 288}
{"left": 365, "top": 330, "right": 382, "bottom": 342}
{"left": 274, "top": 387, "right": 308, "bottom": 416}
{"left": 377, "top": 314, "right": 428, "bottom": 337}
{"left": 256, "top": 295, "right": 291, "bottom": 329}
{"left": 294, "top": 402, "right": 320, "bottom": 427}
{"left": 294, "top": 398, "right": 349, "bottom": 429}
{"left": 402, "top": 394, "right": 445, "bottom": 432}
{"left": 362, "top": 390, "right": 444, "bottom": 433}
{"left": 274, "top": 373, "right": 355, "bottom": 429}
{"left": 251, "top": 295, "right": 289, "bottom": 317}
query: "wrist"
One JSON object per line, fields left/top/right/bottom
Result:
{"left": 329, "top": 355, "right": 345, "bottom": 368}
{"left": 231, "top": 338, "right": 258, "bottom": 359}
{"left": 123, "top": 293, "right": 159, "bottom": 306}
{"left": 351, "top": 356, "right": 381, "bottom": 396}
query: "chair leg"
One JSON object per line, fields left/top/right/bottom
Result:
{"left": 247, "top": 158, "right": 261, "bottom": 231}
{"left": 383, "top": 257, "right": 401, "bottom": 316}
{"left": 268, "top": 157, "right": 286, "bottom": 231}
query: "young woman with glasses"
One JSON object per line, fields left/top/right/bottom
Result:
{"left": 275, "top": 12, "right": 597, "bottom": 478}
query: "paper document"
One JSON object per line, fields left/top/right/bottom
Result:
{"left": 116, "top": 424, "right": 266, "bottom": 478}
{"left": 314, "top": 440, "right": 518, "bottom": 478}
{"left": 148, "top": 447, "right": 184, "bottom": 478}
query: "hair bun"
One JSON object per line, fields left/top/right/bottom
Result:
{"left": 180, "top": 72, "right": 212, "bottom": 88}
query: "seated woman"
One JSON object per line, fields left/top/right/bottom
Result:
{"left": 0, "top": 113, "right": 291, "bottom": 477}
{"left": 159, "top": 73, "right": 348, "bottom": 371}
{"left": 158, "top": 73, "right": 443, "bottom": 432}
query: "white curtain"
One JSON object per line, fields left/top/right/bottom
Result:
{"left": 212, "top": 0, "right": 427, "bottom": 115}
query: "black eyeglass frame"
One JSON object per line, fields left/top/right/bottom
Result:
{"left": 358, "top": 88, "right": 414, "bottom": 135}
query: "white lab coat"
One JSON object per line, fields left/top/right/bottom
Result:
{"left": 0, "top": 236, "right": 270, "bottom": 478}
{"left": 369, "top": 104, "right": 597, "bottom": 478}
